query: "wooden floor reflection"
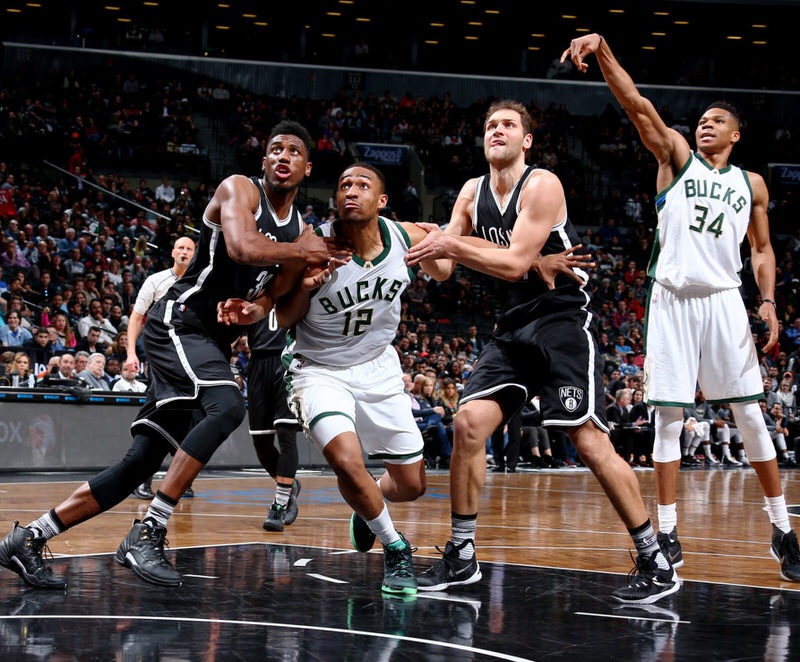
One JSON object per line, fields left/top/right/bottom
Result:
{"left": 0, "top": 465, "right": 799, "bottom": 661}
{"left": 2, "top": 465, "right": 799, "bottom": 590}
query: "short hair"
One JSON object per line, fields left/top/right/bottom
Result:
{"left": 702, "top": 101, "right": 741, "bottom": 130}
{"left": 75, "top": 351, "right": 90, "bottom": 360}
{"left": 88, "top": 352, "right": 105, "bottom": 364}
{"left": 268, "top": 121, "right": 313, "bottom": 157}
{"left": 485, "top": 99, "right": 534, "bottom": 136}
{"left": 343, "top": 162, "right": 387, "bottom": 193}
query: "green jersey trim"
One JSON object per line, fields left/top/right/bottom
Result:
{"left": 308, "top": 411, "right": 355, "bottom": 429}
{"left": 646, "top": 399, "right": 694, "bottom": 408}
{"left": 367, "top": 449, "right": 424, "bottom": 460}
{"left": 655, "top": 154, "right": 694, "bottom": 212}
{"left": 351, "top": 217, "right": 392, "bottom": 268}
{"left": 695, "top": 153, "right": 732, "bottom": 175}
{"left": 707, "top": 393, "right": 763, "bottom": 405}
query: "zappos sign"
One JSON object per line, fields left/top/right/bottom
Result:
{"left": 356, "top": 143, "right": 408, "bottom": 166}
{"left": 770, "top": 164, "right": 800, "bottom": 187}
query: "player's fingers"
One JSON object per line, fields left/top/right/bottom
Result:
{"left": 560, "top": 48, "right": 571, "bottom": 63}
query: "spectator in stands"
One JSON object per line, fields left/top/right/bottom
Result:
{"left": 9, "top": 351, "right": 34, "bottom": 387}
{"left": 74, "top": 350, "right": 89, "bottom": 375}
{"left": 23, "top": 327, "right": 55, "bottom": 366}
{"left": 57, "top": 352, "right": 76, "bottom": 380}
{"left": 1, "top": 238, "right": 30, "bottom": 273}
{"left": 75, "top": 326, "right": 108, "bottom": 355}
{"left": 762, "top": 401, "right": 796, "bottom": 466}
{"left": 0, "top": 311, "right": 32, "bottom": 347}
{"left": 113, "top": 361, "right": 147, "bottom": 392}
{"left": 77, "top": 299, "right": 117, "bottom": 344}
{"left": 77, "top": 351, "right": 109, "bottom": 390}
{"left": 155, "top": 176, "right": 175, "bottom": 205}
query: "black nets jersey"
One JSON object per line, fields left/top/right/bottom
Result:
{"left": 246, "top": 177, "right": 304, "bottom": 352}
{"left": 164, "top": 177, "right": 302, "bottom": 347}
{"left": 471, "top": 165, "right": 590, "bottom": 332}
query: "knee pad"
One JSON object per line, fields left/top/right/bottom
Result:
{"left": 89, "top": 435, "right": 170, "bottom": 510}
{"left": 730, "top": 401, "right": 777, "bottom": 462}
{"left": 181, "top": 387, "right": 247, "bottom": 464}
{"left": 652, "top": 406, "right": 683, "bottom": 463}
{"left": 275, "top": 424, "right": 299, "bottom": 477}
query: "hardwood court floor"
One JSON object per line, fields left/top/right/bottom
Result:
{"left": 1, "top": 465, "right": 799, "bottom": 660}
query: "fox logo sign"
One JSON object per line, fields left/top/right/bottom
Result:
{"left": 559, "top": 386, "right": 584, "bottom": 413}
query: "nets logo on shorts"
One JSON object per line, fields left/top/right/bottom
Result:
{"left": 559, "top": 386, "right": 584, "bottom": 413}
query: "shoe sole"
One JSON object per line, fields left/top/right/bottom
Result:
{"left": 263, "top": 520, "right": 285, "bottom": 532}
{"left": 120, "top": 551, "right": 182, "bottom": 587}
{"left": 611, "top": 579, "right": 681, "bottom": 605}
{"left": 417, "top": 566, "right": 482, "bottom": 592}
{"left": 381, "top": 583, "right": 418, "bottom": 595}
{"left": 350, "top": 512, "right": 376, "bottom": 552}
{"left": 0, "top": 554, "right": 67, "bottom": 589}
{"left": 769, "top": 546, "right": 800, "bottom": 582}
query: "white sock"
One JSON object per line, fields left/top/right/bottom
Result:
{"left": 765, "top": 495, "right": 791, "bottom": 534}
{"left": 366, "top": 504, "right": 400, "bottom": 547}
{"left": 721, "top": 443, "right": 733, "bottom": 460}
{"left": 657, "top": 503, "right": 678, "bottom": 533}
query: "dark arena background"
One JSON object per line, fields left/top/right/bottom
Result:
{"left": 1, "top": 1, "right": 800, "bottom": 660}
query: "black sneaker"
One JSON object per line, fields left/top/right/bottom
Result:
{"left": 115, "top": 518, "right": 181, "bottom": 587}
{"left": 0, "top": 522, "right": 66, "bottom": 589}
{"left": 382, "top": 534, "right": 417, "bottom": 595}
{"left": 611, "top": 550, "right": 680, "bottom": 604}
{"left": 263, "top": 503, "right": 288, "bottom": 532}
{"left": 656, "top": 527, "right": 684, "bottom": 569}
{"left": 132, "top": 481, "right": 154, "bottom": 500}
{"left": 182, "top": 485, "right": 195, "bottom": 498}
{"left": 770, "top": 525, "right": 800, "bottom": 582}
{"left": 417, "top": 539, "right": 482, "bottom": 591}
{"left": 350, "top": 512, "right": 376, "bottom": 552}
{"left": 285, "top": 479, "right": 302, "bottom": 526}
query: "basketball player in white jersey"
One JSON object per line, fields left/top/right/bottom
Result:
{"left": 221, "top": 163, "right": 433, "bottom": 594}
{"left": 562, "top": 33, "right": 800, "bottom": 582}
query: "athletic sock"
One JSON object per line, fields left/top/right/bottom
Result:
{"left": 451, "top": 512, "right": 477, "bottom": 559}
{"left": 721, "top": 443, "right": 733, "bottom": 460}
{"left": 366, "top": 504, "right": 400, "bottom": 547}
{"left": 629, "top": 519, "right": 670, "bottom": 570}
{"left": 274, "top": 482, "right": 292, "bottom": 507}
{"left": 702, "top": 441, "right": 714, "bottom": 458}
{"left": 765, "top": 495, "right": 791, "bottom": 534}
{"left": 25, "top": 509, "right": 65, "bottom": 541}
{"left": 145, "top": 490, "right": 178, "bottom": 528}
{"left": 657, "top": 503, "right": 678, "bottom": 534}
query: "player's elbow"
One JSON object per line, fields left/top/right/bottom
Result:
{"left": 226, "top": 241, "right": 252, "bottom": 264}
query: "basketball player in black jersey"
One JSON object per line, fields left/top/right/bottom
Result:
{"left": 406, "top": 100, "right": 679, "bottom": 604}
{"left": 244, "top": 124, "right": 312, "bottom": 532}
{"left": 0, "top": 121, "right": 342, "bottom": 589}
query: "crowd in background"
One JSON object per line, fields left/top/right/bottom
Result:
{"left": 2, "top": 67, "right": 800, "bottom": 468}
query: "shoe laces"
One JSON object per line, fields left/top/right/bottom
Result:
{"left": 139, "top": 524, "right": 172, "bottom": 564}
{"left": 386, "top": 542, "right": 416, "bottom": 577}
{"left": 624, "top": 550, "right": 659, "bottom": 587}
{"left": 25, "top": 536, "right": 57, "bottom": 574}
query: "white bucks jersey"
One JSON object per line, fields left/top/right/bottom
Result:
{"left": 288, "top": 217, "right": 413, "bottom": 367}
{"left": 650, "top": 152, "right": 752, "bottom": 291}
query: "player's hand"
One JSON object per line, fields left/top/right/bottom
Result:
{"left": 300, "top": 257, "right": 351, "bottom": 290}
{"left": 759, "top": 300, "right": 779, "bottom": 352}
{"left": 534, "top": 245, "right": 595, "bottom": 290}
{"left": 405, "top": 224, "right": 456, "bottom": 266}
{"left": 560, "top": 33, "right": 604, "bottom": 73}
{"left": 296, "top": 223, "right": 352, "bottom": 265}
{"left": 217, "top": 298, "right": 268, "bottom": 326}
{"left": 125, "top": 353, "right": 140, "bottom": 374}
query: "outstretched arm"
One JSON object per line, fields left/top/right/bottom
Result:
{"left": 746, "top": 172, "right": 778, "bottom": 352}
{"left": 561, "top": 33, "right": 689, "bottom": 179}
